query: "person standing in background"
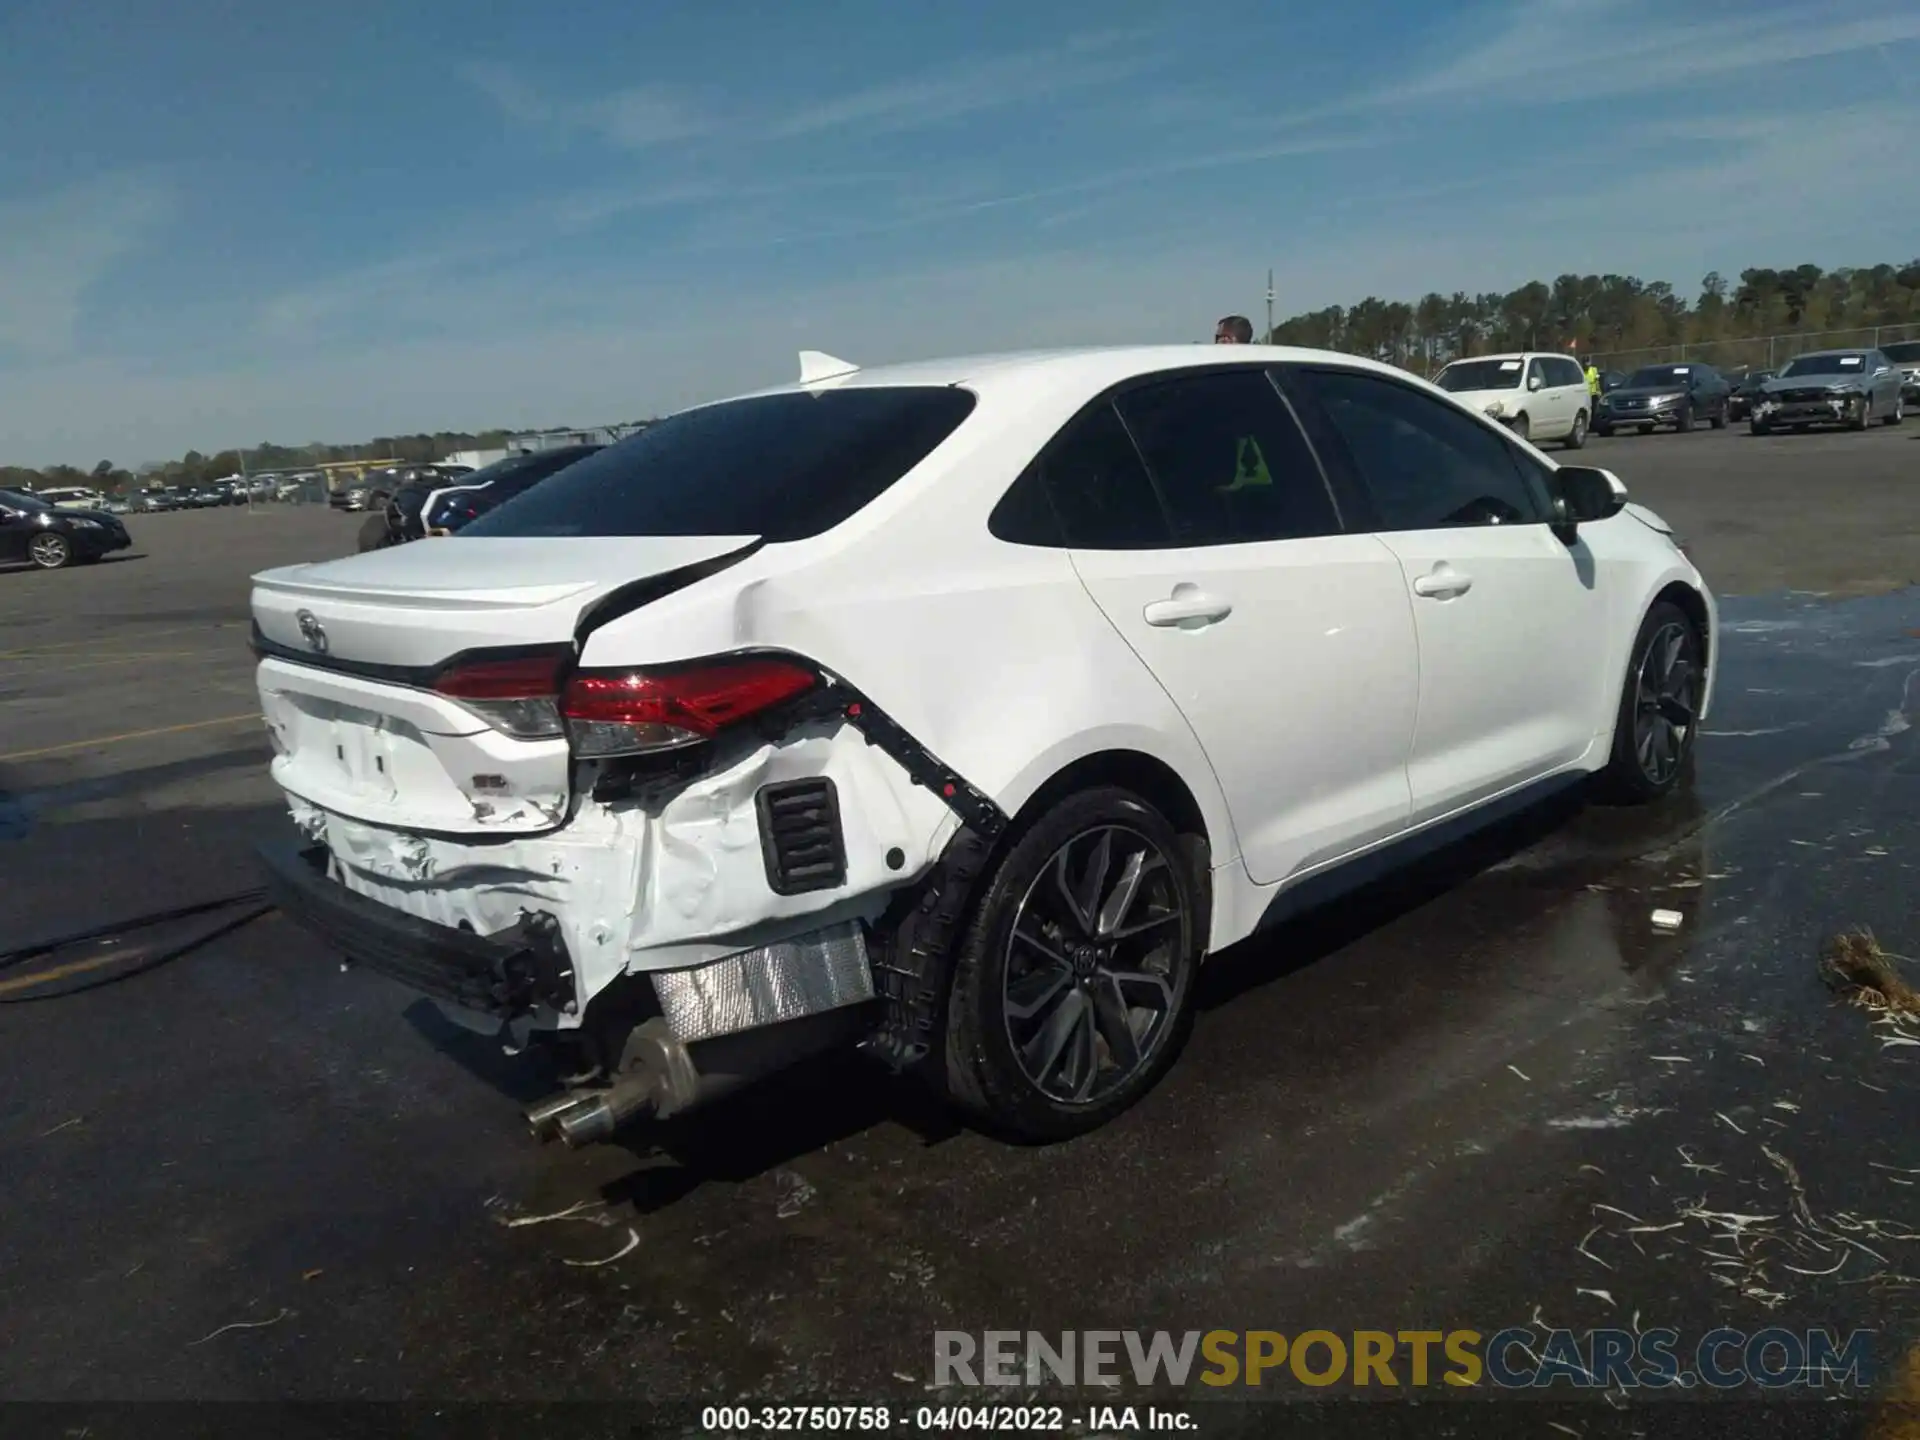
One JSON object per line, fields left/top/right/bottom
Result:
{"left": 1215, "top": 315, "right": 1254, "bottom": 344}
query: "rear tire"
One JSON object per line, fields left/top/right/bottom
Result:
{"left": 944, "top": 786, "right": 1202, "bottom": 1142}
{"left": 1562, "top": 410, "right": 1588, "bottom": 450}
{"left": 1597, "top": 601, "right": 1705, "bottom": 805}
{"left": 1884, "top": 396, "right": 1903, "bottom": 426}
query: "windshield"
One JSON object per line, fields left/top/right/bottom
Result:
{"left": 1877, "top": 341, "right": 1920, "bottom": 363}
{"left": 466, "top": 388, "right": 977, "bottom": 541}
{"left": 1624, "top": 365, "right": 1694, "bottom": 389}
{"left": 0, "top": 487, "right": 52, "bottom": 512}
{"left": 1781, "top": 353, "right": 1867, "bottom": 378}
{"left": 1434, "top": 359, "right": 1524, "bottom": 393}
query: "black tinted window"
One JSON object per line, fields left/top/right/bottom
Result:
{"left": 1289, "top": 368, "right": 1545, "bottom": 530}
{"left": 998, "top": 403, "right": 1169, "bottom": 550}
{"left": 1882, "top": 341, "right": 1920, "bottom": 363}
{"left": 1551, "top": 358, "right": 1585, "bottom": 387}
{"left": 466, "top": 389, "right": 975, "bottom": 541}
{"left": 1114, "top": 371, "right": 1339, "bottom": 546}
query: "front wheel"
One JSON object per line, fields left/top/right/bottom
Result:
{"left": 1510, "top": 414, "right": 1531, "bottom": 442}
{"left": 1709, "top": 403, "right": 1726, "bottom": 430}
{"left": 1562, "top": 410, "right": 1588, "bottom": 450}
{"left": 944, "top": 787, "right": 1202, "bottom": 1141}
{"left": 27, "top": 533, "right": 73, "bottom": 570}
{"left": 1598, "top": 601, "right": 1705, "bottom": 804}
{"left": 1594, "top": 421, "right": 1614, "bottom": 437}
{"left": 1851, "top": 398, "right": 1871, "bottom": 431}
{"left": 1676, "top": 405, "right": 1695, "bottom": 433}
{"left": 1751, "top": 419, "right": 1770, "bottom": 435}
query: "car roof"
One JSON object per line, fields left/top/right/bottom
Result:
{"left": 1788, "top": 348, "right": 1868, "bottom": 359}
{"left": 713, "top": 343, "right": 1454, "bottom": 414}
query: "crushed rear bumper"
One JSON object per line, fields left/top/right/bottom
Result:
{"left": 257, "top": 839, "right": 576, "bottom": 1017}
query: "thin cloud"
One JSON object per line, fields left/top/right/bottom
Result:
{"left": 1319, "top": 0, "right": 1920, "bottom": 114}
{"left": 768, "top": 35, "right": 1157, "bottom": 138}
{"left": 459, "top": 62, "right": 709, "bottom": 150}
{"left": 0, "top": 172, "right": 175, "bottom": 356}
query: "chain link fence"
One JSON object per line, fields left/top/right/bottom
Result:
{"left": 1586, "top": 322, "right": 1920, "bottom": 374}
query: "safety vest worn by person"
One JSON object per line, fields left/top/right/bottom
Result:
{"left": 1585, "top": 364, "right": 1601, "bottom": 397}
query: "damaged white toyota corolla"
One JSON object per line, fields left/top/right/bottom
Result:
{"left": 252, "top": 345, "right": 1717, "bottom": 1146}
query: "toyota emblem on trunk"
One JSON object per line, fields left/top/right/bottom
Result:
{"left": 296, "top": 609, "right": 328, "bottom": 654}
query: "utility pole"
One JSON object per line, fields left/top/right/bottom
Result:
{"left": 1265, "top": 270, "right": 1275, "bottom": 344}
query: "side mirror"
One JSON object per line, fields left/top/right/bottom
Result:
{"left": 1550, "top": 465, "right": 1627, "bottom": 542}
{"left": 1526, "top": 374, "right": 1543, "bottom": 392}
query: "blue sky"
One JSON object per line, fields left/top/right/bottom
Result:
{"left": 3, "top": 0, "right": 1918, "bottom": 466}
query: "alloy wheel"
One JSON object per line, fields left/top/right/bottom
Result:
{"left": 28, "top": 535, "right": 70, "bottom": 568}
{"left": 1633, "top": 621, "right": 1701, "bottom": 786}
{"left": 1001, "top": 825, "right": 1185, "bottom": 1105}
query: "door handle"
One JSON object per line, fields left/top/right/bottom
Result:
{"left": 1143, "top": 590, "right": 1233, "bottom": 627}
{"left": 1412, "top": 567, "right": 1473, "bottom": 598}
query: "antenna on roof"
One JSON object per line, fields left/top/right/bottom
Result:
{"left": 798, "top": 350, "right": 859, "bottom": 385}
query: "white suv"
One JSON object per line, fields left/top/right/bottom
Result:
{"left": 1433, "top": 352, "right": 1593, "bottom": 449}
{"left": 252, "top": 345, "right": 1714, "bottom": 1147}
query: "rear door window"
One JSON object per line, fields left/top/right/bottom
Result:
{"left": 466, "top": 388, "right": 976, "bottom": 540}
{"left": 1113, "top": 370, "right": 1341, "bottom": 546}
{"left": 992, "top": 403, "right": 1171, "bottom": 550}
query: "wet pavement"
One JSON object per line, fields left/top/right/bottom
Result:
{"left": 1, "top": 512, "right": 1916, "bottom": 1427}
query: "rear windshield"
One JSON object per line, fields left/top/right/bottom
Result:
{"left": 464, "top": 387, "right": 977, "bottom": 541}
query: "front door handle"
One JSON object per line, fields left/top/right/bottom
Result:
{"left": 1412, "top": 566, "right": 1473, "bottom": 599}
{"left": 1143, "top": 588, "right": 1233, "bottom": 627}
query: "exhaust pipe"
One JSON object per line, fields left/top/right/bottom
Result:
{"left": 523, "top": 1007, "right": 872, "bottom": 1147}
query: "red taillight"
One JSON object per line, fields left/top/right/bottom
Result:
{"left": 432, "top": 650, "right": 569, "bottom": 739}
{"left": 562, "top": 657, "right": 817, "bottom": 757}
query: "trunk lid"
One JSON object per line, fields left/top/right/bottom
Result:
{"left": 252, "top": 535, "right": 758, "bottom": 834}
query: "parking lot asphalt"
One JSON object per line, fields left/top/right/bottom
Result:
{"left": 1, "top": 434, "right": 1916, "bottom": 1423}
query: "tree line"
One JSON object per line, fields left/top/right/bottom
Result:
{"left": 8, "top": 258, "right": 1919, "bottom": 492}
{"left": 1266, "top": 260, "right": 1920, "bottom": 370}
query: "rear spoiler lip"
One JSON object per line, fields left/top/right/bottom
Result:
{"left": 247, "top": 538, "right": 768, "bottom": 687}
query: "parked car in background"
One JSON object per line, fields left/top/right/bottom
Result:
{"left": 1431, "top": 352, "right": 1592, "bottom": 448}
{"left": 1750, "top": 350, "right": 1906, "bottom": 433}
{"left": 0, "top": 487, "right": 133, "bottom": 569}
{"left": 253, "top": 343, "right": 1716, "bottom": 1147}
{"left": 420, "top": 445, "right": 605, "bottom": 535}
{"left": 33, "top": 486, "right": 108, "bottom": 510}
{"left": 1880, "top": 340, "right": 1920, "bottom": 404}
{"left": 1727, "top": 370, "right": 1776, "bottom": 422}
{"left": 1594, "top": 363, "right": 1731, "bottom": 435}
{"left": 1597, "top": 370, "right": 1627, "bottom": 396}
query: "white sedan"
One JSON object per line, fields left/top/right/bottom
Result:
{"left": 250, "top": 344, "right": 1715, "bottom": 1146}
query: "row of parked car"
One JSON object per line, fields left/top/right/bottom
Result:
{"left": 1431, "top": 343, "right": 1920, "bottom": 443}
{"left": 348, "top": 449, "right": 604, "bottom": 550}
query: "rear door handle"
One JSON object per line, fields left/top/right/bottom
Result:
{"left": 1143, "top": 590, "right": 1233, "bottom": 627}
{"left": 1412, "top": 567, "right": 1473, "bottom": 599}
